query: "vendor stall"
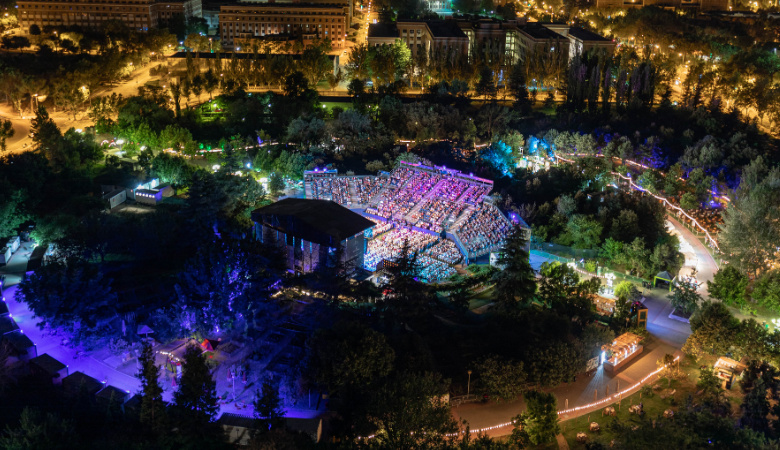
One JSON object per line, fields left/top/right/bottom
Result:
{"left": 603, "top": 332, "right": 644, "bottom": 373}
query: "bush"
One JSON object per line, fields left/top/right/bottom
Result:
{"left": 585, "top": 260, "right": 597, "bottom": 273}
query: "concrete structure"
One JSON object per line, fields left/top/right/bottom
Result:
{"left": 135, "top": 188, "right": 163, "bottom": 205}
{"left": 0, "top": 315, "right": 19, "bottom": 336}
{"left": 219, "top": 0, "right": 350, "bottom": 48}
{"left": 252, "top": 198, "right": 374, "bottom": 275}
{"left": 29, "top": 353, "right": 68, "bottom": 385}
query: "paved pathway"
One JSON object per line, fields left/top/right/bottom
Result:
{"left": 666, "top": 216, "right": 719, "bottom": 298}
{"left": 556, "top": 433, "right": 570, "bottom": 450}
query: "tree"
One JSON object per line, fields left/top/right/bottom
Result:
{"left": 697, "top": 367, "right": 721, "bottom": 398}
{"left": 679, "top": 192, "right": 699, "bottom": 210}
{"left": 0, "top": 188, "right": 28, "bottom": 238}
{"left": 473, "top": 355, "right": 526, "bottom": 403}
{"left": 491, "top": 226, "right": 536, "bottom": 310}
{"left": 253, "top": 382, "right": 285, "bottom": 433}
{"left": 137, "top": 341, "right": 166, "bottom": 432}
{"left": 31, "top": 106, "right": 63, "bottom": 163}
{"left": 581, "top": 323, "right": 615, "bottom": 359}
{"left": 708, "top": 266, "right": 748, "bottom": 309}
{"left": 0, "top": 408, "right": 77, "bottom": 450}
{"left": 299, "top": 41, "right": 333, "bottom": 87}
{"left": 180, "top": 170, "right": 227, "bottom": 236}
{"left": 683, "top": 301, "right": 739, "bottom": 358}
{"left": 366, "top": 372, "right": 457, "bottom": 450}
{"left": 345, "top": 43, "right": 371, "bottom": 81}
{"left": 305, "top": 321, "right": 394, "bottom": 395}
{"left": 557, "top": 215, "right": 603, "bottom": 249}
{"left": 17, "top": 258, "right": 117, "bottom": 346}
{"left": 0, "top": 119, "right": 14, "bottom": 151}
{"left": 752, "top": 271, "right": 780, "bottom": 314}
{"left": 510, "top": 390, "right": 560, "bottom": 447}
{"left": 268, "top": 172, "right": 284, "bottom": 197}
{"left": 171, "top": 344, "right": 224, "bottom": 448}
{"left": 669, "top": 278, "right": 701, "bottom": 316}
{"left": 740, "top": 378, "right": 770, "bottom": 433}
{"left": 475, "top": 66, "right": 497, "bottom": 99}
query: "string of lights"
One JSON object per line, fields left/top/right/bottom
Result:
{"left": 356, "top": 356, "right": 681, "bottom": 439}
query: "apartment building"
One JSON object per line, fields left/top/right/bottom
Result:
{"left": 368, "top": 18, "right": 613, "bottom": 64}
{"left": 17, "top": 0, "right": 156, "bottom": 32}
{"left": 368, "top": 20, "right": 468, "bottom": 58}
{"left": 16, "top": 0, "right": 195, "bottom": 33}
{"left": 219, "top": 1, "right": 349, "bottom": 48}
{"left": 591, "top": 0, "right": 728, "bottom": 11}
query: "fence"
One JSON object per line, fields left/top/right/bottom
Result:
{"left": 530, "top": 248, "right": 650, "bottom": 286}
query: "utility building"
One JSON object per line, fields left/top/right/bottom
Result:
{"left": 252, "top": 198, "right": 374, "bottom": 275}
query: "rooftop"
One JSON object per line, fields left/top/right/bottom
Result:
{"left": 2, "top": 330, "right": 34, "bottom": 355}
{"left": 252, "top": 198, "right": 375, "bottom": 243}
{"left": 521, "top": 23, "right": 565, "bottom": 40}
{"left": 567, "top": 26, "right": 611, "bottom": 42}
{"left": 29, "top": 353, "right": 67, "bottom": 375}
{"left": 96, "top": 385, "right": 130, "bottom": 401}
{"left": 368, "top": 22, "right": 398, "bottom": 38}
{"left": 63, "top": 371, "right": 104, "bottom": 394}
{"left": 0, "top": 315, "right": 19, "bottom": 335}
{"left": 0, "top": 301, "right": 8, "bottom": 316}
{"left": 397, "top": 20, "right": 468, "bottom": 38}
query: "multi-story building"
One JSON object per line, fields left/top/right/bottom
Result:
{"left": 17, "top": 0, "right": 156, "bottom": 32}
{"left": 16, "top": 0, "right": 196, "bottom": 33}
{"left": 590, "top": 0, "right": 728, "bottom": 11}
{"left": 368, "top": 18, "right": 613, "bottom": 64}
{"left": 219, "top": 1, "right": 350, "bottom": 49}
{"left": 367, "top": 20, "right": 468, "bottom": 58}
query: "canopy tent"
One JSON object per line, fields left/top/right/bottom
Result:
{"left": 137, "top": 325, "right": 154, "bottom": 337}
{"left": 654, "top": 271, "right": 674, "bottom": 291}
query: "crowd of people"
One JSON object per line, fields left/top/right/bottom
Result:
{"left": 364, "top": 227, "right": 457, "bottom": 282}
{"left": 306, "top": 165, "right": 513, "bottom": 277}
{"left": 456, "top": 204, "right": 513, "bottom": 256}
{"left": 426, "top": 239, "right": 463, "bottom": 265}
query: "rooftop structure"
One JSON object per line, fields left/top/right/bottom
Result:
{"left": 253, "top": 199, "right": 374, "bottom": 274}
{"left": 29, "top": 353, "right": 68, "bottom": 384}
{"left": 63, "top": 371, "right": 104, "bottom": 396}
{"left": 603, "top": 332, "right": 644, "bottom": 372}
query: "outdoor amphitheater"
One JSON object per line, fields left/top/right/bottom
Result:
{"left": 304, "top": 162, "right": 518, "bottom": 282}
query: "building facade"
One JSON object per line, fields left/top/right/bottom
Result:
{"left": 591, "top": 0, "right": 728, "bottom": 11}
{"left": 252, "top": 198, "right": 374, "bottom": 275}
{"left": 368, "top": 18, "right": 613, "bottom": 64}
{"left": 18, "top": 0, "right": 157, "bottom": 32}
{"left": 16, "top": 0, "right": 197, "bottom": 33}
{"left": 219, "top": 1, "right": 349, "bottom": 48}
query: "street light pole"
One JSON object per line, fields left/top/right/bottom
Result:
{"left": 467, "top": 370, "right": 472, "bottom": 396}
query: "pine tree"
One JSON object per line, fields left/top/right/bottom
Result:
{"left": 172, "top": 344, "right": 225, "bottom": 448}
{"left": 491, "top": 225, "right": 536, "bottom": 311}
{"left": 181, "top": 170, "right": 227, "bottom": 236}
{"left": 137, "top": 341, "right": 166, "bottom": 432}
{"left": 253, "top": 382, "right": 286, "bottom": 433}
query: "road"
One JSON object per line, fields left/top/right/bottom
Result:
{"left": 0, "top": 57, "right": 170, "bottom": 154}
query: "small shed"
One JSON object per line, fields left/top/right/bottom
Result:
{"left": 603, "top": 332, "right": 644, "bottom": 373}
{"left": 63, "top": 371, "right": 104, "bottom": 396}
{"left": 0, "top": 300, "right": 8, "bottom": 316}
{"left": 6, "top": 236, "right": 20, "bottom": 253}
{"left": 29, "top": 353, "right": 68, "bottom": 384}
{"left": 218, "top": 414, "right": 323, "bottom": 445}
{"left": 96, "top": 385, "right": 131, "bottom": 406}
{"left": 0, "top": 247, "right": 10, "bottom": 265}
{"left": 157, "top": 183, "right": 175, "bottom": 197}
{"left": 0, "top": 315, "right": 20, "bottom": 335}
{"left": 135, "top": 189, "right": 162, "bottom": 205}
{"left": 2, "top": 330, "right": 37, "bottom": 362}
{"left": 102, "top": 188, "right": 127, "bottom": 209}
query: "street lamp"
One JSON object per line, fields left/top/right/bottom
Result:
{"left": 467, "top": 370, "right": 472, "bottom": 396}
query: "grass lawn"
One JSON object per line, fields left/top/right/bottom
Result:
{"left": 560, "top": 355, "right": 743, "bottom": 448}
